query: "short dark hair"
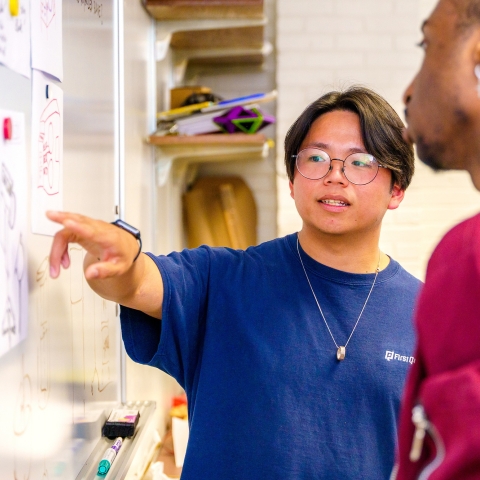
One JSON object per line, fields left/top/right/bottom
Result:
{"left": 284, "top": 86, "right": 415, "bottom": 190}
{"left": 455, "top": 0, "right": 480, "bottom": 30}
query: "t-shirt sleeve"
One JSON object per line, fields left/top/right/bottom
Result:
{"left": 120, "top": 248, "right": 211, "bottom": 390}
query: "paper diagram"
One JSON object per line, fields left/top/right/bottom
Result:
{"left": 0, "top": 0, "right": 31, "bottom": 78}
{"left": 31, "top": 0, "right": 63, "bottom": 81}
{"left": 41, "top": 0, "right": 56, "bottom": 28}
{"left": 37, "top": 98, "right": 61, "bottom": 196}
{"left": 0, "top": 109, "right": 28, "bottom": 358}
{"left": 31, "top": 69, "right": 63, "bottom": 236}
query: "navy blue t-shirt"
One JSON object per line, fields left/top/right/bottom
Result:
{"left": 121, "top": 234, "right": 421, "bottom": 479}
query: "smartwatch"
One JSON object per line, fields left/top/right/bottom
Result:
{"left": 111, "top": 219, "right": 142, "bottom": 262}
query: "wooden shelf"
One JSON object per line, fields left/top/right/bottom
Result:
{"left": 170, "top": 25, "right": 271, "bottom": 67}
{"left": 173, "top": 44, "right": 272, "bottom": 72}
{"left": 148, "top": 1, "right": 273, "bottom": 185}
{"left": 155, "top": 16, "right": 268, "bottom": 64}
{"left": 147, "top": 133, "right": 270, "bottom": 186}
{"left": 147, "top": 132, "right": 267, "bottom": 145}
{"left": 143, "top": 0, "right": 263, "bottom": 20}
{"left": 171, "top": 25, "right": 263, "bottom": 50}
{"left": 149, "top": 1, "right": 267, "bottom": 67}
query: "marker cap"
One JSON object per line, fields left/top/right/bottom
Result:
{"left": 97, "top": 459, "right": 111, "bottom": 476}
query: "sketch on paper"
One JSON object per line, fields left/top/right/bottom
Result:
{"left": 0, "top": 110, "right": 28, "bottom": 358}
{"left": 40, "top": 0, "right": 56, "bottom": 29}
{"left": 0, "top": 0, "right": 31, "bottom": 78}
{"left": 14, "top": 2, "right": 29, "bottom": 33}
{"left": 37, "top": 99, "right": 61, "bottom": 196}
{"left": 2, "top": 297, "right": 16, "bottom": 347}
{"left": 31, "top": 0, "right": 62, "bottom": 80}
{"left": 31, "top": 70, "right": 63, "bottom": 236}
{"left": 0, "top": 1, "right": 6, "bottom": 58}
{"left": 2, "top": 230, "right": 27, "bottom": 350}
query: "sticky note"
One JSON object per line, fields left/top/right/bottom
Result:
{"left": 9, "top": 0, "right": 19, "bottom": 16}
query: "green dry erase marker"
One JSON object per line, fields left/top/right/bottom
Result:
{"left": 97, "top": 437, "right": 122, "bottom": 476}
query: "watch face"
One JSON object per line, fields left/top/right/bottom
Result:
{"left": 112, "top": 219, "right": 140, "bottom": 239}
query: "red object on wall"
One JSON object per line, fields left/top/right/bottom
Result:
{"left": 3, "top": 118, "right": 12, "bottom": 140}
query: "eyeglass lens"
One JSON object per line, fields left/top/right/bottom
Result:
{"left": 296, "top": 148, "right": 379, "bottom": 185}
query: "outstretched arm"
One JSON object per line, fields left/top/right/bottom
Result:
{"left": 47, "top": 211, "right": 163, "bottom": 319}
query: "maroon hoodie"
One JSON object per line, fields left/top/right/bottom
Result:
{"left": 395, "top": 213, "right": 480, "bottom": 479}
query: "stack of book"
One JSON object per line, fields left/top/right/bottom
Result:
{"left": 156, "top": 90, "right": 277, "bottom": 136}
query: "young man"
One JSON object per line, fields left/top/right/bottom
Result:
{"left": 395, "top": 0, "right": 480, "bottom": 478}
{"left": 48, "top": 87, "right": 420, "bottom": 479}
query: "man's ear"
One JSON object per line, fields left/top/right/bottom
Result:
{"left": 472, "top": 33, "right": 480, "bottom": 65}
{"left": 289, "top": 180, "right": 294, "bottom": 199}
{"left": 388, "top": 184, "right": 405, "bottom": 210}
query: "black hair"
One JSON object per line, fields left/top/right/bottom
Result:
{"left": 284, "top": 86, "right": 415, "bottom": 190}
{"left": 455, "top": 0, "right": 480, "bottom": 30}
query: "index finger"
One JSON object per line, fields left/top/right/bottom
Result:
{"left": 46, "top": 210, "right": 89, "bottom": 226}
{"left": 47, "top": 211, "right": 98, "bottom": 278}
{"left": 49, "top": 227, "right": 76, "bottom": 278}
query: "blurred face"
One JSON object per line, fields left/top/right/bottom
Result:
{"left": 289, "top": 110, "right": 404, "bottom": 239}
{"left": 403, "top": 0, "right": 480, "bottom": 179}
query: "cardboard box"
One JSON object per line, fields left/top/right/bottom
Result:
{"left": 170, "top": 86, "right": 212, "bottom": 109}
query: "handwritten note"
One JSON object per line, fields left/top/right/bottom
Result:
{"left": 31, "top": 70, "right": 64, "bottom": 236}
{"left": 0, "top": 0, "right": 31, "bottom": 78}
{"left": 31, "top": 0, "right": 63, "bottom": 81}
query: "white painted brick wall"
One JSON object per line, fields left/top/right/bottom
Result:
{"left": 276, "top": 0, "right": 480, "bottom": 280}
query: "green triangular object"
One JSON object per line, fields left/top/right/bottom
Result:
{"left": 232, "top": 111, "right": 263, "bottom": 133}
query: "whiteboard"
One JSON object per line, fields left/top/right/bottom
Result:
{"left": 0, "top": 0, "right": 122, "bottom": 478}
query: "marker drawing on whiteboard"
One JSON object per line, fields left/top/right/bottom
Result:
{"left": 77, "top": 0, "right": 103, "bottom": 24}
{"left": 97, "top": 437, "right": 122, "bottom": 476}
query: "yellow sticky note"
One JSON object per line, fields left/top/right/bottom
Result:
{"left": 10, "top": 0, "right": 19, "bottom": 16}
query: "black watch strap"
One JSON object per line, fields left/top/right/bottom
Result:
{"left": 111, "top": 219, "right": 142, "bottom": 262}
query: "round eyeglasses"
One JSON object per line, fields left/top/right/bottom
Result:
{"left": 293, "top": 148, "right": 387, "bottom": 185}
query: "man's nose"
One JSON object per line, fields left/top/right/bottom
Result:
{"left": 324, "top": 159, "right": 348, "bottom": 184}
{"left": 403, "top": 77, "right": 415, "bottom": 109}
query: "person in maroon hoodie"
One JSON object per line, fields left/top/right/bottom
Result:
{"left": 395, "top": 0, "right": 480, "bottom": 478}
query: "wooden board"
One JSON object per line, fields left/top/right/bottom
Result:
{"left": 171, "top": 26, "right": 263, "bottom": 50}
{"left": 143, "top": 0, "right": 264, "bottom": 20}
{"left": 187, "top": 53, "right": 265, "bottom": 65}
{"left": 183, "top": 176, "right": 257, "bottom": 249}
{"left": 147, "top": 132, "right": 267, "bottom": 145}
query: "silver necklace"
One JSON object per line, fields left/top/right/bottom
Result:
{"left": 296, "top": 236, "right": 380, "bottom": 361}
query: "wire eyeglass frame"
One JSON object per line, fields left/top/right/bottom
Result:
{"left": 292, "top": 147, "right": 387, "bottom": 185}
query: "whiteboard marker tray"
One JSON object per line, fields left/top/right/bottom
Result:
{"left": 76, "top": 401, "right": 156, "bottom": 480}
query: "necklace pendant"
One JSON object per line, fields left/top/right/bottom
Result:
{"left": 337, "top": 346, "right": 346, "bottom": 361}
